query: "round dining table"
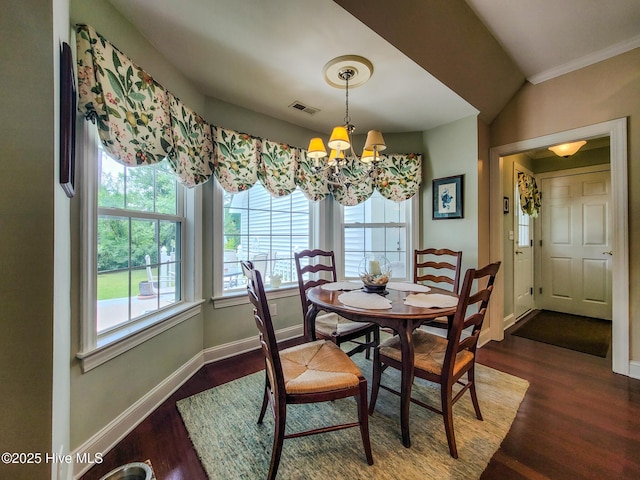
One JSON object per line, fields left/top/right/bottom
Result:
{"left": 305, "top": 285, "right": 458, "bottom": 448}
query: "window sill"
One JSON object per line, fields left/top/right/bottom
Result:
{"left": 76, "top": 300, "right": 205, "bottom": 373}
{"left": 212, "top": 286, "right": 297, "bottom": 308}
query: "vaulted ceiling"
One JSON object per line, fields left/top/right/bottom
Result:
{"left": 107, "top": 0, "right": 640, "bottom": 133}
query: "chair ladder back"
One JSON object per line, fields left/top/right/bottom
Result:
{"left": 242, "top": 261, "right": 287, "bottom": 405}
{"left": 413, "top": 248, "right": 463, "bottom": 293}
{"left": 295, "top": 249, "right": 338, "bottom": 313}
{"left": 445, "top": 262, "right": 501, "bottom": 373}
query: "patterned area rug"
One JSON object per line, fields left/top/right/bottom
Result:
{"left": 512, "top": 310, "right": 612, "bottom": 357}
{"left": 177, "top": 353, "right": 528, "bottom": 479}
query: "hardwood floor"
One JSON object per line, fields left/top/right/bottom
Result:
{"left": 80, "top": 329, "right": 640, "bottom": 480}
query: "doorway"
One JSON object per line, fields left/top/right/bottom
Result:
{"left": 489, "top": 118, "right": 629, "bottom": 376}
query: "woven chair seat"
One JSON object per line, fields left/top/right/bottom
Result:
{"left": 280, "top": 340, "right": 362, "bottom": 394}
{"left": 315, "top": 313, "right": 377, "bottom": 337}
{"left": 379, "top": 330, "right": 474, "bottom": 377}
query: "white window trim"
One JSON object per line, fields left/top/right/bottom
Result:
{"left": 211, "top": 180, "right": 321, "bottom": 308}
{"left": 77, "top": 121, "right": 204, "bottom": 372}
{"left": 332, "top": 194, "right": 419, "bottom": 281}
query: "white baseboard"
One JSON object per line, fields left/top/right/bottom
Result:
{"left": 629, "top": 361, "right": 640, "bottom": 380}
{"left": 203, "top": 324, "right": 303, "bottom": 364}
{"left": 478, "top": 328, "right": 492, "bottom": 347}
{"left": 503, "top": 313, "right": 516, "bottom": 331}
{"left": 72, "top": 351, "right": 204, "bottom": 479}
{"left": 72, "top": 324, "right": 304, "bottom": 479}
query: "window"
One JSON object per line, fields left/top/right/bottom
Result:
{"left": 337, "top": 190, "right": 417, "bottom": 281}
{"left": 78, "top": 125, "right": 202, "bottom": 371}
{"left": 516, "top": 187, "right": 531, "bottom": 248}
{"left": 96, "top": 150, "right": 182, "bottom": 333}
{"left": 214, "top": 182, "right": 313, "bottom": 299}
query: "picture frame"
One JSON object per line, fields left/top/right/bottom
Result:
{"left": 503, "top": 196, "right": 510, "bottom": 214}
{"left": 59, "top": 41, "right": 76, "bottom": 198}
{"left": 432, "top": 175, "right": 463, "bottom": 219}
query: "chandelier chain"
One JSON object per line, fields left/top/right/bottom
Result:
{"left": 344, "top": 72, "right": 350, "bottom": 126}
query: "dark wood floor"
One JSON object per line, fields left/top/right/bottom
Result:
{"left": 81, "top": 325, "right": 640, "bottom": 480}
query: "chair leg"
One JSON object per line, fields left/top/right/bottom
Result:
{"left": 468, "top": 367, "right": 483, "bottom": 421}
{"left": 369, "top": 347, "right": 382, "bottom": 415}
{"left": 365, "top": 332, "right": 371, "bottom": 359}
{"left": 258, "top": 372, "right": 269, "bottom": 424}
{"left": 357, "top": 379, "right": 374, "bottom": 465}
{"left": 441, "top": 386, "right": 458, "bottom": 458}
{"left": 266, "top": 406, "right": 286, "bottom": 480}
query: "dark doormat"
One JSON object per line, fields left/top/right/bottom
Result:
{"left": 511, "top": 310, "right": 611, "bottom": 357}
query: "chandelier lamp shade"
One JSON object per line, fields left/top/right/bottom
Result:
{"left": 548, "top": 140, "right": 587, "bottom": 158}
{"left": 307, "top": 55, "right": 386, "bottom": 176}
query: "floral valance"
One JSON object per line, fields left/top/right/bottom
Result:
{"left": 75, "top": 24, "right": 421, "bottom": 204}
{"left": 517, "top": 172, "right": 542, "bottom": 217}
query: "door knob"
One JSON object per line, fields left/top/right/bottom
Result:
{"left": 602, "top": 251, "right": 613, "bottom": 255}
{"left": 515, "top": 250, "right": 523, "bottom": 255}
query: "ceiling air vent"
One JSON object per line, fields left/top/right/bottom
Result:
{"left": 289, "top": 101, "right": 319, "bottom": 115}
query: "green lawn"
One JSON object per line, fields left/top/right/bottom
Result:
{"left": 98, "top": 269, "right": 148, "bottom": 300}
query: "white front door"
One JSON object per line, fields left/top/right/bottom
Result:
{"left": 513, "top": 166, "right": 535, "bottom": 319}
{"left": 540, "top": 170, "right": 612, "bottom": 319}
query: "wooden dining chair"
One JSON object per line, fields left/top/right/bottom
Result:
{"left": 369, "top": 261, "right": 501, "bottom": 458}
{"left": 414, "top": 248, "right": 463, "bottom": 330}
{"left": 241, "top": 261, "right": 374, "bottom": 479}
{"left": 294, "top": 249, "right": 380, "bottom": 357}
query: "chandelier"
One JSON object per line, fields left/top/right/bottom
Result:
{"left": 307, "top": 56, "right": 386, "bottom": 185}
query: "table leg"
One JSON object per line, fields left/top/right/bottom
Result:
{"left": 397, "top": 324, "right": 415, "bottom": 448}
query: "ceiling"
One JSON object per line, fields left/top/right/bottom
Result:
{"left": 107, "top": 0, "right": 640, "bottom": 136}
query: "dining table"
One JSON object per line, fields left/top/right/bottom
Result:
{"left": 305, "top": 283, "right": 458, "bottom": 448}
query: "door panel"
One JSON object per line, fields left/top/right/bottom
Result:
{"left": 540, "top": 171, "right": 612, "bottom": 319}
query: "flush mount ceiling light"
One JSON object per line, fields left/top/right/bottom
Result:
{"left": 307, "top": 55, "right": 386, "bottom": 184}
{"left": 548, "top": 140, "right": 587, "bottom": 158}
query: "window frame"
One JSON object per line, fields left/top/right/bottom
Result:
{"left": 77, "top": 121, "right": 204, "bottom": 372}
{"left": 212, "top": 180, "right": 321, "bottom": 307}
{"left": 333, "top": 193, "right": 419, "bottom": 282}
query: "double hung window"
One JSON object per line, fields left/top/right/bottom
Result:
{"left": 215, "top": 182, "right": 312, "bottom": 299}
{"left": 95, "top": 149, "right": 183, "bottom": 333}
{"left": 338, "top": 190, "right": 416, "bottom": 281}
{"left": 79, "top": 125, "right": 201, "bottom": 371}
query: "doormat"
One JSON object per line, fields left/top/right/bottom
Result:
{"left": 511, "top": 310, "right": 611, "bottom": 357}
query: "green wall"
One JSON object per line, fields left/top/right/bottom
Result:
{"left": 0, "top": 2, "right": 56, "bottom": 478}
{"left": 421, "top": 116, "right": 480, "bottom": 273}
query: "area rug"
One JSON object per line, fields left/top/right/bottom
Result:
{"left": 177, "top": 354, "right": 528, "bottom": 479}
{"left": 511, "top": 310, "right": 611, "bottom": 357}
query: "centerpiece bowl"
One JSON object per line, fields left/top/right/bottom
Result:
{"left": 358, "top": 255, "right": 391, "bottom": 294}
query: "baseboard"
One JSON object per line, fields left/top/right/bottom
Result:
{"left": 629, "top": 360, "right": 640, "bottom": 380}
{"left": 71, "top": 351, "right": 204, "bottom": 479}
{"left": 503, "top": 313, "right": 516, "bottom": 331}
{"left": 72, "top": 324, "right": 304, "bottom": 479}
{"left": 202, "top": 324, "right": 303, "bottom": 364}
{"left": 478, "top": 328, "right": 492, "bottom": 347}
